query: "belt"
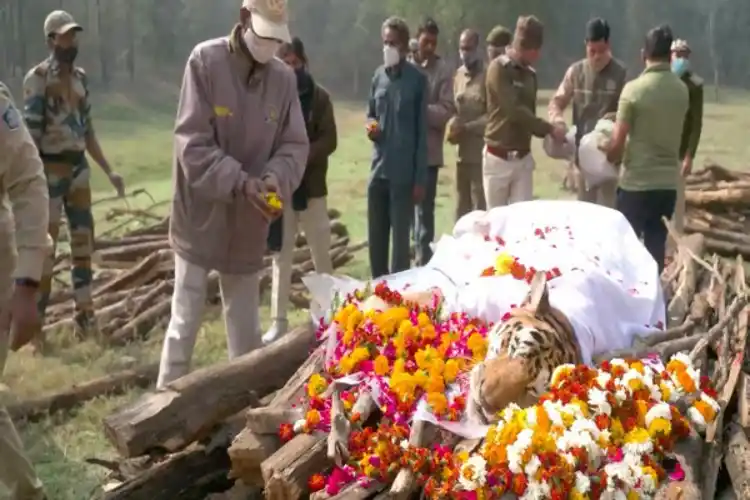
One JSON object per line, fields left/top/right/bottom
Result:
{"left": 486, "top": 145, "right": 530, "bottom": 161}
{"left": 40, "top": 151, "right": 85, "bottom": 164}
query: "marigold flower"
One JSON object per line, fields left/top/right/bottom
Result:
{"left": 306, "top": 373, "right": 328, "bottom": 398}
{"left": 278, "top": 422, "right": 294, "bottom": 442}
{"left": 444, "top": 359, "right": 460, "bottom": 383}
{"left": 373, "top": 355, "right": 390, "bottom": 376}
{"left": 308, "top": 473, "right": 325, "bottom": 492}
{"left": 426, "top": 392, "right": 448, "bottom": 415}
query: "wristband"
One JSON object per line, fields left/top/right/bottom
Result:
{"left": 15, "top": 278, "right": 40, "bottom": 289}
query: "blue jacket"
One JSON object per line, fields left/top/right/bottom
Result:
{"left": 367, "top": 61, "right": 428, "bottom": 188}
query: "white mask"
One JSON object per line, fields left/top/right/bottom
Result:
{"left": 244, "top": 28, "right": 279, "bottom": 64}
{"left": 383, "top": 45, "right": 400, "bottom": 67}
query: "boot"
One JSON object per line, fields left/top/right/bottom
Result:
{"left": 262, "top": 318, "right": 288, "bottom": 345}
{"left": 74, "top": 310, "right": 99, "bottom": 341}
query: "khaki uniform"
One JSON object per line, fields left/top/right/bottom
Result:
{"left": 549, "top": 58, "right": 627, "bottom": 208}
{"left": 451, "top": 64, "right": 487, "bottom": 220}
{"left": 673, "top": 72, "right": 703, "bottom": 233}
{"left": 0, "top": 82, "right": 48, "bottom": 500}
{"left": 483, "top": 53, "right": 552, "bottom": 208}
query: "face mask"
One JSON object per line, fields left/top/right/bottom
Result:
{"left": 459, "top": 50, "right": 478, "bottom": 67}
{"left": 671, "top": 57, "right": 690, "bottom": 77}
{"left": 54, "top": 46, "right": 78, "bottom": 65}
{"left": 243, "top": 28, "right": 279, "bottom": 64}
{"left": 383, "top": 45, "right": 400, "bottom": 67}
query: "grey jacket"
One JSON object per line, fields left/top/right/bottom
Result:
{"left": 413, "top": 55, "right": 455, "bottom": 167}
{"left": 169, "top": 27, "right": 309, "bottom": 274}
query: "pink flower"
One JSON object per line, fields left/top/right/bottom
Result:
{"left": 669, "top": 461, "right": 685, "bottom": 482}
{"left": 607, "top": 448, "right": 624, "bottom": 462}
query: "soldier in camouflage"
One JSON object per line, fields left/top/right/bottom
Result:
{"left": 23, "top": 11, "right": 124, "bottom": 344}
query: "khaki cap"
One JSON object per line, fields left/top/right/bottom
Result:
{"left": 44, "top": 10, "right": 83, "bottom": 37}
{"left": 242, "top": 0, "right": 291, "bottom": 43}
{"left": 513, "top": 15, "right": 544, "bottom": 50}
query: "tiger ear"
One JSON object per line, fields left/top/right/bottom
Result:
{"left": 525, "top": 271, "right": 550, "bottom": 315}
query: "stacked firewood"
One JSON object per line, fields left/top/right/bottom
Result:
{"left": 45, "top": 207, "right": 360, "bottom": 346}
{"left": 88, "top": 168, "right": 750, "bottom": 500}
{"left": 682, "top": 164, "right": 750, "bottom": 261}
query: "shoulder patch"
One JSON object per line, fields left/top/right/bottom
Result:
{"left": 689, "top": 74, "right": 703, "bottom": 86}
{"left": 2, "top": 101, "right": 21, "bottom": 131}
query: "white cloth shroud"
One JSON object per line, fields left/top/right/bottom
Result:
{"left": 304, "top": 200, "right": 666, "bottom": 437}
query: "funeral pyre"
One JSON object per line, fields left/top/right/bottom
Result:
{"left": 84, "top": 167, "right": 750, "bottom": 500}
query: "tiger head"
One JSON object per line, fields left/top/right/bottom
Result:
{"left": 468, "top": 272, "right": 579, "bottom": 423}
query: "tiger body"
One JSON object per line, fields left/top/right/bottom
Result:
{"left": 468, "top": 272, "right": 583, "bottom": 423}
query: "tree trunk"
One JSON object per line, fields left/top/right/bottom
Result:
{"left": 96, "top": 0, "right": 110, "bottom": 85}
{"left": 126, "top": 0, "right": 135, "bottom": 81}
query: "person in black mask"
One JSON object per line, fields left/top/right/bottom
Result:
{"left": 22, "top": 10, "right": 123, "bottom": 346}
{"left": 264, "top": 37, "right": 338, "bottom": 343}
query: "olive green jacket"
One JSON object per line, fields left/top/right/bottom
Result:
{"left": 679, "top": 72, "right": 703, "bottom": 160}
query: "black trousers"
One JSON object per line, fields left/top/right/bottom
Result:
{"left": 367, "top": 178, "right": 414, "bottom": 278}
{"left": 616, "top": 188, "right": 677, "bottom": 273}
{"left": 413, "top": 166, "right": 440, "bottom": 266}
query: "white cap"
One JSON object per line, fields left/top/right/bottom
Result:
{"left": 242, "top": 0, "right": 291, "bottom": 43}
{"left": 671, "top": 39, "right": 690, "bottom": 53}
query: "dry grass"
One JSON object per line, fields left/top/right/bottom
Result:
{"left": 1, "top": 86, "right": 747, "bottom": 498}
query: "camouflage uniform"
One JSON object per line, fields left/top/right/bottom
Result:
{"left": 0, "top": 81, "right": 48, "bottom": 500}
{"left": 23, "top": 53, "right": 95, "bottom": 334}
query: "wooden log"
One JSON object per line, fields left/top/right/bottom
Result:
{"left": 261, "top": 394, "right": 376, "bottom": 500}
{"left": 94, "top": 249, "right": 170, "bottom": 297}
{"left": 738, "top": 373, "right": 750, "bottom": 430}
{"left": 667, "top": 233, "right": 705, "bottom": 325}
{"left": 107, "top": 297, "right": 172, "bottom": 346}
{"left": 43, "top": 295, "right": 136, "bottom": 333}
{"left": 7, "top": 364, "right": 158, "bottom": 422}
{"left": 103, "top": 325, "right": 317, "bottom": 458}
{"left": 95, "top": 234, "right": 167, "bottom": 250}
{"left": 724, "top": 420, "right": 750, "bottom": 499}
{"left": 262, "top": 433, "right": 327, "bottom": 500}
{"left": 654, "top": 426, "right": 703, "bottom": 500}
{"left": 685, "top": 187, "right": 750, "bottom": 207}
{"left": 228, "top": 347, "right": 325, "bottom": 486}
{"left": 97, "top": 240, "right": 172, "bottom": 262}
{"left": 102, "top": 445, "right": 233, "bottom": 500}
{"left": 229, "top": 430, "right": 281, "bottom": 487}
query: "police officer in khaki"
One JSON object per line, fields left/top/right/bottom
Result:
{"left": 548, "top": 18, "right": 627, "bottom": 208}
{"left": 447, "top": 29, "right": 487, "bottom": 220}
{"left": 671, "top": 38, "right": 703, "bottom": 234}
{"left": 0, "top": 83, "right": 49, "bottom": 499}
{"left": 483, "top": 16, "right": 565, "bottom": 208}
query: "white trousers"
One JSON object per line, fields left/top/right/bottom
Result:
{"left": 0, "top": 247, "right": 45, "bottom": 500}
{"left": 157, "top": 254, "right": 261, "bottom": 388}
{"left": 482, "top": 148, "right": 535, "bottom": 208}
{"left": 270, "top": 197, "right": 332, "bottom": 321}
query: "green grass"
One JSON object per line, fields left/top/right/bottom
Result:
{"left": 2, "top": 86, "right": 748, "bottom": 498}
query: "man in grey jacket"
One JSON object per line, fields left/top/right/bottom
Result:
{"left": 157, "top": 0, "right": 308, "bottom": 388}
{"left": 410, "top": 17, "right": 455, "bottom": 266}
